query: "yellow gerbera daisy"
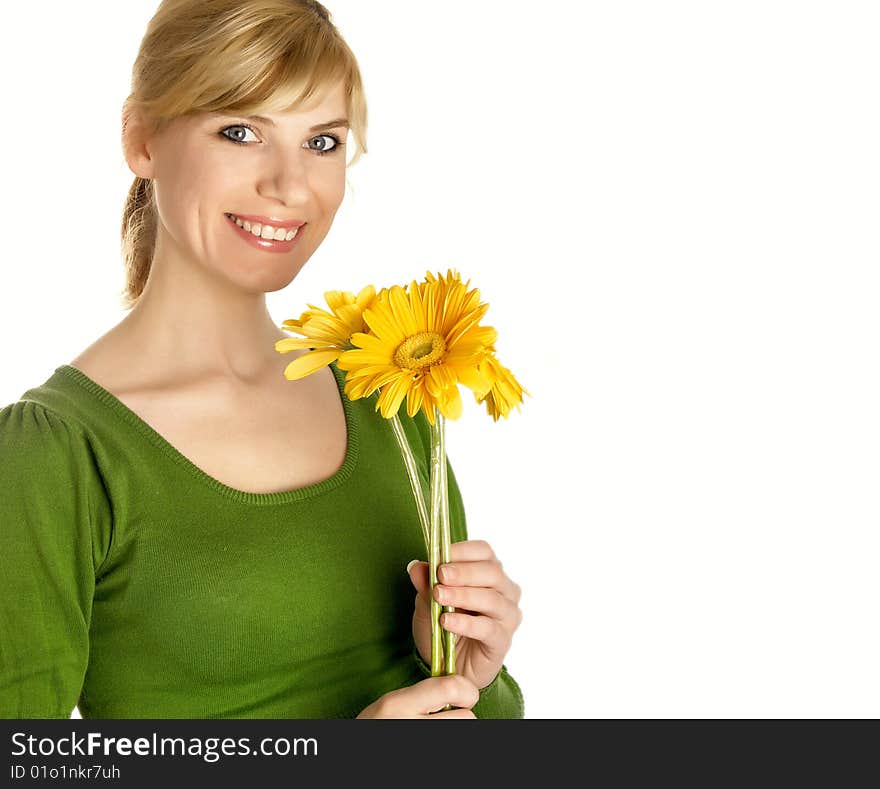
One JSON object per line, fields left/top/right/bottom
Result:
{"left": 336, "top": 274, "right": 497, "bottom": 424}
{"left": 474, "top": 352, "right": 531, "bottom": 421}
{"left": 417, "top": 270, "right": 530, "bottom": 420}
{"left": 416, "top": 268, "right": 472, "bottom": 314}
{"left": 274, "top": 284, "right": 378, "bottom": 380}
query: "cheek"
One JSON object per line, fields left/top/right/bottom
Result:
{"left": 313, "top": 166, "right": 347, "bottom": 210}
{"left": 158, "top": 160, "right": 233, "bottom": 239}
{"left": 154, "top": 185, "right": 201, "bottom": 243}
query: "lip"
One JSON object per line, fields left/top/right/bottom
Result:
{"left": 225, "top": 212, "right": 305, "bottom": 229}
{"left": 225, "top": 213, "right": 306, "bottom": 254}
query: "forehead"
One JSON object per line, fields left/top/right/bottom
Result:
{"left": 258, "top": 77, "right": 348, "bottom": 117}
{"left": 162, "top": 79, "right": 349, "bottom": 138}
{"left": 224, "top": 79, "right": 349, "bottom": 125}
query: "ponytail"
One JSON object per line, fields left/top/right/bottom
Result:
{"left": 119, "top": 175, "right": 156, "bottom": 311}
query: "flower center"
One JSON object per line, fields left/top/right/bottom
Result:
{"left": 394, "top": 331, "right": 447, "bottom": 370}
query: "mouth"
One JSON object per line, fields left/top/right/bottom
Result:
{"left": 224, "top": 212, "right": 306, "bottom": 253}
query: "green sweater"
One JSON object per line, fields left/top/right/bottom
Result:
{"left": 0, "top": 360, "right": 524, "bottom": 719}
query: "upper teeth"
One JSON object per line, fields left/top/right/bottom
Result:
{"left": 226, "top": 213, "right": 300, "bottom": 241}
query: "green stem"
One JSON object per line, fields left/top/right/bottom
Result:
{"left": 438, "top": 413, "right": 456, "bottom": 677}
{"left": 388, "top": 413, "right": 430, "bottom": 555}
{"left": 428, "top": 406, "right": 444, "bottom": 682}
{"left": 429, "top": 405, "right": 457, "bottom": 711}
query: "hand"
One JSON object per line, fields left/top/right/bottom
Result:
{"left": 356, "top": 674, "right": 480, "bottom": 719}
{"left": 408, "top": 540, "right": 523, "bottom": 690}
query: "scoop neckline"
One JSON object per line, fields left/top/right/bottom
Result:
{"left": 54, "top": 359, "right": 360, "bottom": 506}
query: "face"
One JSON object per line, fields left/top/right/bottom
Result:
{"left": 127, "top": 81, "right": 349, "bottom": 293}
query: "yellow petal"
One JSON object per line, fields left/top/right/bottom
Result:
{"left": 302, "top": 315, "right": 345, "bottom": 337}
{"left": 423, "top": 279, "right": 438, "bottom": 331}
{"left": 453, "top": 362, "right": 493, "bottom": 397}
{"left": 275, "top": 337, "right": 333, "bottom": 353}
{"left": 406, "top": 379, "right": 425, "bottom": 418}
{"left": 356, "top": 284, "right": 377, "bottom": 309}
{"left": 354, "top": 368, "right": 404, "bottom": 397}
{"left": 378, "top": 372, "right": 413, "bottom": 418}
{"left": 344, "top": 378, "right": 368, "bottom": 400}
{"left": 362, "top": 303, "right": 405, "bottom": 344}
{"left": 439, "top": 383, "right": 463, "bottom": 420}
{"left": 426, "top": 364, "right": 457, "bottom": 396}
{"left": 282, "top": 349, "right": 340, "bottom": 380}
{"left": 336, "top": 348, "right": 393, "bottom": 369}
{"left": 348, "top": 377, "right": 378, "bottom": 399}
{"left": 323, "top": 289, "right": 353, "bottom": 312}
{"left": 386, "top": 284, "right": 418, "bottom": 337}
{"left": 408, "top": 279, "right": 426, "bottom": 328}
{"left": 348, "top": 332, "right": 391, "bottom": 354}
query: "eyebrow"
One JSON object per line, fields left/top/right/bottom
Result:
{"left": 246, "top": 115, "right": 350, "bottom": 131}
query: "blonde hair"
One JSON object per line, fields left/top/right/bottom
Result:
{"left": 119, "top": 0, "right": 368, "bottom": 310}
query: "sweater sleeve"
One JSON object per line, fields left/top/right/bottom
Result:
{"left": 0, "top": 400, "right": 113, "bottom": 718}
{"left": 406, "top": 409, "right": 525, "bottom": 719}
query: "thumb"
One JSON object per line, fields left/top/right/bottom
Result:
{"left": 406, "top": 559, "right": 431, "bottom": 602}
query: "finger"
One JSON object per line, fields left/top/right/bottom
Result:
{"left": 416, "top": 675, "right": 479, "bottom": 715}
{"left": 428, "top": 708, "right": 476, "bottom": 719}
{"left": 433, "top": 583, "right": 520, "bottom": 627}
{"left": 447, "top": 539, "right": 497, "bottom": 563}
{"left": 408, "top": 541, "right": 500, "bottom": 579}
{"left": 413, "top": 588, "right": 430, "bottom": 622}
{"left": 408, "top": 559, "right": 455, "bottom": 605}
{"left": 407, "top": 560, "right": 436, "bottom": 605}
{"left": 438, "top": 559, "right": 519, "bottom": 602}
{"left": 441, "top": 611, "right": 511, "bottom": 658}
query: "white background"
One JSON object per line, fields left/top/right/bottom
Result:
{"left": 1, "top": 1, "right": 878, "bottom": 718}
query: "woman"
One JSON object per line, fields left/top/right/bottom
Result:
{"left": 0, "top": 0, "right": 523, "bottom": 718}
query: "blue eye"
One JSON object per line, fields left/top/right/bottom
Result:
{"left": 220, "top": 124, "right": 259, "bottom": 145}
{"left": 219, "top": 124, "right": 346, "bottom": 157}
{"left": 308, "top": 133, "right": 344, "bottom": 156}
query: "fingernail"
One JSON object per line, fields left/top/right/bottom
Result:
{"left": 406, "top": 559, "right": 418, "bottom": 575}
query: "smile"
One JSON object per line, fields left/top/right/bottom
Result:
{"left": 225, "top": 213, "right": 300, "bottom": 241}
{"left": 224, "top": 213, "right": 306, "bottom": 254}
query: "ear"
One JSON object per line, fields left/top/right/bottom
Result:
{"left": 121, "top": 105, "right": 158, "bottom": 181}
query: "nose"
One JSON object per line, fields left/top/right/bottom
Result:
{"left": 256, "top": 147, "right": 313, "bottom": 208}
